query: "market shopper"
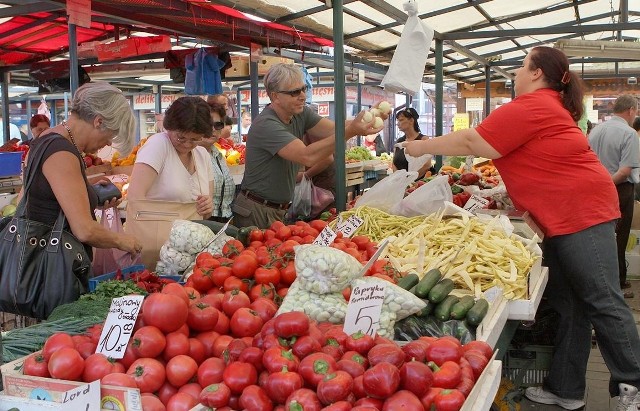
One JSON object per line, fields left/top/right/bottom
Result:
{"left": 233, "top": 63, "right": 384, "bottom": 229}
{"left": 404, "top": 46, "right": 640, "bottom": 410}
{"left": 29, "top": 114, "right": 50, "bottom": 139}
{"left": 393, "top": 108, "right": 432, "bottom": 179}
{"left": 588, "top": 95, "right": 640, "bottom": 299}
{"left": 26, "top": 81, "right": 141, "bottom": 257}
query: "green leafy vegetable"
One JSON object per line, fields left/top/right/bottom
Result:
{"left": 81, "top": 279, "right": 146, "bottom": 301}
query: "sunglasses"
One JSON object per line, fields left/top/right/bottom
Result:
{"left": 276, "top": 85, "right": 308, "bottom": 97}
{"left": 213, "top": 121, "right": 225, "bottom": 130}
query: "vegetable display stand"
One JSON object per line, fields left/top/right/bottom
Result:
{"left": 461, "top": 359, "right": 502, "bottom": 411}
{"left": 475, "top": 293, "right": 509, "bottom": 348}
{"left": 508, "top": 266, "right": 548, "bottom": 321}
{"left": 0, "top": 394, "right": 62, "bottom": 410}
{"left": 345, "top": 162, "right": 365, "bottom": 187}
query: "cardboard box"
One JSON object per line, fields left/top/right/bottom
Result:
{"left": 256, "top": 56, "right": 294, "bottom": 75}
{"left": 226, "top": 56, "right": 250, "bottom": 78}
{"left": 0, "top": 394, "right": 61, "bottom": 410}
{"left": 1, "top": 355, "right": 142, "bottom": 411}
{"left": 626, "top": 253, "right": 640, "bottom": 276}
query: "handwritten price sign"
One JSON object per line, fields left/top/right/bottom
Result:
{"left": 62, "top": 380, "right": 100, "bottom": 411}
{"left": 343, "top": 283, "right": 386, "bottom": 336}
{"left": 96, "top": 295, "right": 144, "bottom": 359}
{"left": 463, "top": 194, "right": 490, "bottom": 213}
{"left": 336, "top": 215, "right": 364, "bottom": 238}
{"left": 313, "top": 225, "right": 337, "bottom": 246}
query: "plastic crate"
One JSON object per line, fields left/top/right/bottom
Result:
{"left": 88, "top": 265, "right": 182, "bottom": 291}
{"left": 0, "top": 152, "right": 22, "bottom": 178}
{"left": 502, "top": 344, "right": 554, "bottom": 387}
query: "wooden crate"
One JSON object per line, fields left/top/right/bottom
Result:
{"left": 0, "top": 312, "right": 39, "bottom": 332}
{"left": 345, "top": 162, "right": 364, "bottom": 187}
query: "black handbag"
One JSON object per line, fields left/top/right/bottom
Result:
{"left": 0, "top": 135, "right": 91, "bottom": 319}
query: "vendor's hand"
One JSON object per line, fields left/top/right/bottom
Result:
{"left": 403, "top": 140, "right": 427, "bottom": 157}
{"left": 99, "top": 196, "right": 123, "bottom": 210}
{"left": 119, "top": 233, "right": 142, "bottom": 255}
{"left": 349, "top": 110, "right": 385, "bottom": 137}
{"left": 196, "top": 194, "right": 213, "bottom": 217}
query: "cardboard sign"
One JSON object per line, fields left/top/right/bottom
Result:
{"left": 343, "top": 282, "right": 386, "bottom": 336}
{"left": 96, "top": 295, "right": 144, "bottom": 359}
{"left": 313, "top": 225, "right": 337, "bottom": 246}
{"left": 463, "top": 194, "right": 490, "bottom": 213}
{"left": 336, "top": 215, "right": 364, "bottom": 238}
{"left": 62, "top": 380, "right": 100, "bottom": 411}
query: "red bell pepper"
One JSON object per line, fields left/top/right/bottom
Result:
{"left": 434, "top": 389, "right": 466, "bottom": 410}
{"left": 428, "top": 361, "right": 461, "bottom": 389}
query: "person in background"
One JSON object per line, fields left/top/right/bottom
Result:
{"left": 0, "top": 113, "right": 21, "bottom": 143}
{"left": 589, "top": 95, "right": 640, "bottom": 299}
{"left": 207, "top": 94, "right": 235, "bottom": 145}
{"left": 364, "top": 133, "right": 386, "bottom": 156}
{"left": 240, "top": 110, "right": 252, "bottom": 141}
{"left": 393, "top": 108, "right": 432, "bottom": 179}
{"left": 234, "top": 63, "right": 383, "bottom": 229}
{"left": 127, "top": 96, "right": 214, "bottom": 218}
{"left": 198, "top": 102, "right": 236, "bottom": 223}
{"left": 27, "top": 81, "right": 141, "bottom": 258}
{"left": 586, "top": 120, "right": 595, "bottom": 136}
{"left": 30, "top": 114, "right": 50, "bottom": 139}
{"left": 404, "top": 46, "right": 640, "bottom": 411}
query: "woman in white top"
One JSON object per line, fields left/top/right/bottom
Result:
{"left": 127, "top": 97, "right": 214, "bottom": 217}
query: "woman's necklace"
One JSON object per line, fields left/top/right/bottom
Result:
{"left": 61, "top": 120, "right": 84, "bottom": 157}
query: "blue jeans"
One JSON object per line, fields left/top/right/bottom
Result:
{"left": 543, "top": 221, "right": 640, "bottom": 398}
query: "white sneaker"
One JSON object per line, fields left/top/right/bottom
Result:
{"left": 616, "top": 383, "right": 640, "bottom": 411}
{"left": 524, "top": 386, "right": 585, "bottom": 410}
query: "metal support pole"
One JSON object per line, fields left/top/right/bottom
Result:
{"left": 356, "top": 82, "right": 362, "bottom": 146}
{"left": 26, "top": 99, "right": 32, "bottom": 138}
{"left": 333, "top": 0, "right": 347, "bottom": 211}
{"left": 434, "top": 38, "right": 444, "bottom": 170}
{"left": 1, "top": 72, "right": 8, "bottom": 144}
{"left": 154, "top": 85, "right": 162, "bottom": 114}
{"left": 250, "top": 60, "right": 259, "bottom": 120}
{"left": 64, "top": 92, "right": 69, "bottom": 120}
{"left": 68, "top": 23, "right": 79, "bottom": 95}
{"left": 485, "top": 66, "right": 491, "bottom": 117}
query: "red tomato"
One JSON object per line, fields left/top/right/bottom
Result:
{"left": 166, "top": 392, "right": 198, "bottom": 411}
{"left": 76, "top": 341, "right": 98, "bottom": 360}
{"left": 195, "top": 251, "right": 216, "bottom": 267}
{"left": 230, "top": 307, "right": 264, "bottom": 338}
{"left": 270, "top": 220, "right": 286, "bottom": 231}
{"left": 221, "top": 289, "right": 251, "bottom": 317}
{"left": 131, "top": 326, "right": 166, "bottom": 358}
{"left": 187, "top": 303, "right": 220, "bottom": 332}
{"left": 223, "top": 276, "right": 250, "bottom": 293}
{"left": 298, "top": 352, "right": 337, "bottom": 389}
{"left": 195, "top": 330, "right": 220, "bottom": 357}
{"left": 224, "top": 338, "right": 248, "bottom": 363}
{"left": 276, "top": 239, "right": 299, "bottom": 257}
{"left": 238, "top": 347, "right": 264, "bottom": 373}
{"left": 382, "top": 390, "right": 423, "bottom": 410}
{"left": 239, "top": 385, "right": 273, "bottom": 411}
{"left": 279, "top": 261, "right": 297, "bottom": 286}
{"left": 142, "top": 293, "right": 189, "bottom": 334}
{"left": 362, "top": 362, "right": 400, "bottom": 399}
{"left": 42, "top": 332, "right": 74, "bottom": 361}
{"left": 197, "top": 357, "right": 226, "bottom": 387}
{"left": 249, "top": 283, "right": 276, "bottom": 301}
{"left": 309, "top": 220, "right": 328, "bottom": 232}
{"left": 190, "top": 267, "right": 214, "bottom": 293}
{"left": 223, "top": 239, "right": 245, "bottom": 257}
{"left": 274, "top": 311, "right": 309, "bottom": 338}
{"left": 285, "top": 388, "right": 322, "bottom": 411}
{"left": 166, "top": 355, "right": 199, "bottom": 387}
{"left": 200, "top": 292, "right": 224, "bottom": 310}
{"left": 128, "top": 358, "right": 166, "bottom": 393}
{"left": 232, "top": 254, "right": 259, "bottom": 279}
{"left": 200, "top": 382, "right": 232, "bottom": 408}
{"left": 213, "top": 311, "right": 231, "bottom": 335}
{"left": 275, "top": 226, "right": 292, "bottom": 240}
{"left": 212, "top": 266, "right": 234, "bottom": 287}
{"left": 351, "top": 235, "right": 370, "bottom": 250}
{"left": 161, "top": 282, "right": 190, "bottom": 306}
{"left": 163, "top": 331, "right": 190, "bottom": 361}
{"left": 399, "top": 361, "right": 434, "bottom": 397}
{"left": 222, "top": 361, "right": 258, "bottom": 395}
{"left": 249, "top": 229, "right": 264, "bottom": 242}
{"left": 23, "top": 353, "right": 50, "bottom": 378}
{"left": 48, "top": 347, "right": 84, "bottom": 381}
{"left": 117, "top": 341, "right": 138, "bottom": 370}
{"left": 83, "top": 353, "right": 125, "bottom": 383}
{"left": 263, "top": 229, "right": 276, "bottom": 241}
{"left": 317, "top": 370, "right": 353, "bottom": 405}
{"left": 461, "top": 340, "right": 493, "bottom": 359}
{"left": 367, "top": 343, "right": 405, "bottom": 368}
{"left": 254, "top": 266, "right": 281, "bottom": 285}
{"left": 140, "top": 393, "right": 166, "bottom": 411}
{"left": 102, "top": 372, "right": 138, "bottom": 389}
{"left": 212, "top": 334, "right": 233, "bottom": 358}
{"left": 188, "top": 338, "right": 207, "bottom": 365}
{"left": 264, "top": 366, "right": 304, "bottom": 404}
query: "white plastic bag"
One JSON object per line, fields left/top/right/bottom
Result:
{"left": 392, "top": 175, "right": 453, "bottom": 217}
{"left": 277, "top": 281, "right": 347, "bottom": 324}
{"left": 287, "top": 175, "right": 313, "bottom": 221}
{"left": 294, "top": 244, "right": 364, "bottom": 294}
{"left": 380, "top": 1, "right": 434, "bottom": 95}
{"left": 406, "top": 152, "right": 433, "bottom": 174}
{"left": 355, "top": 170, "right": 417, "bottom": 213}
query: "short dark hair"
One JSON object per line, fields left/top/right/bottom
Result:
{"left": 164, "top": 96, "right": 213, "bottom": 136}
{"left": 29, "top": 114, "right": 50, "bottom": 128}
{"left": 633, "top": 116, "right": 640, "bottom": 132}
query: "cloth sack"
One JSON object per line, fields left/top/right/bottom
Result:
{"left": 92, "top": 207, "right": 141, "bottom": 276}
{"left": 0, "top": 136, "right": 91, "bottom": 319}
{"left": 125, "top": 199, "right": 201, "bottom": 269}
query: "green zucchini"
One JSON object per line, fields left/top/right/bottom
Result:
{"left": 397, "top": 272, "right": 420, "bottom": 291}
{"left": 466, "top": 298, "right": 490, "bottom": 326}
{"left": 428, "top": 278, "right": 455, "bottom": 304}
{"left": 450, "top": 295, "right": 476, "bottom": 320}
{"left": 416, "top": 299, "right": 435, "bottom": 317}
{"left": 414, "top": 268, "right": 442, "bottom": 298}
{"left": 434, "top": 295, "right": 459, "bottom": 321}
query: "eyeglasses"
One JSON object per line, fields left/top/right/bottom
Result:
{"left": 276, "top": 85, "right": 308, "bottom": 97}
{"left": 213, "top": 121, "right": 225, "bottom": 131}
{"left": 174, "top": 132, "right": 203, "bottom": 145}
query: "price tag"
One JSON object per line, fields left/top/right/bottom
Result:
{"left": 62, "top": 380, "right": 100, "bottom": 411}
{"left": 96, "top": 295, "right": 144, "bottom": 359}
{"left": 343, "top": 283, "right": 386, "bottom": 337}
{"left": 463, "top": 194, "right": 490, "bottom": 213}
{"left": 313, "top": 225, "right": 337, "bottom": 246}
{"left": 336, "top": 215, "right": 364, "bottom": 238}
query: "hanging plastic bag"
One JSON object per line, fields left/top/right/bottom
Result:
{"left": 355, "top": 170, "right": 417, "bottom": 213}
{"left": 406, "top": 152, "right": 433, "bottom": 174}
{"left": 310, "top": 183, "right": 334, "bottom": 219}
{"left": 392, "top": 175, "right": 452, "bottom": 217}
{"left": 380, "top": 1, "right": 434, "bottom": 95}
{"left": 287, "top": 175, "right": 313, "bottom": 221}
{"left": 92, "top": 207, "right": 141, "bottom": 276}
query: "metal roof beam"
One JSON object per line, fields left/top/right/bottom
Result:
{"left": 444, "top": 40, "right": 513, "bottom": 80}
{"left": 0, "top": 2, "right": 62, "bottom": 17}
{"left": 275, "top": 0, "right": 359, "bottom": 22}
{"left": 441, "top": 22, "right": 640, "bottom": 40}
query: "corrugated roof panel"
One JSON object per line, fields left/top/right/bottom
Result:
{"left": 305, "top": 9, "right": 379, "bottom": 35}
{"left": 357, "top": 31, "right": 403, "bottom": 50}
{"left": 423, "top": 7, "right": 487, "bottom": 32}
{"left": 345, "top": 2, "right": 398, "bottom": 26}
{"left": 479, "top": 0, "right": 563, "bottom": 19}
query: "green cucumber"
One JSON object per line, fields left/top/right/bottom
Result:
{"left": 466, "top": 298, "right": 490, "bottom": 326}
{"left": 414, "top": 268, "right": 442, "bottom": 298}
{"left": 450, "top": 295, "right": 476, "bottom": 320}
{"left": 417, "top": 299, "right": 435, "bottom": 317}
{"left": 428, "top": 278, "right": 455, "bottom": 304}
{"left": 396, "top": 272, "right": 420, "bottom": 291}
{"left": 434, "top": 295, "right": 459, "bottom": 321}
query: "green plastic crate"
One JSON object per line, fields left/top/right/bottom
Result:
{"left": 502, "top": 344, "right": 554, "bottom": 387}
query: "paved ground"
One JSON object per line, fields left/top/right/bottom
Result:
{"left": 512, "top": 278, "right": 640, "bottom": 410}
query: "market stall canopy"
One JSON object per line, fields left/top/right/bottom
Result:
{"left": 1, "top": 0, "right": 640, "bottom": 86}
